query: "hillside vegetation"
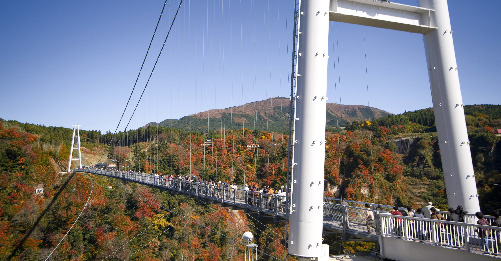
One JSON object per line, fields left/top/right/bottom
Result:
{"left": 1, "top": 104, "right": 500, "bottom": 259}
{"left": 0, "top": 120, "right": 284, "bottom": 260}
{"left": 152, "top": 97, "right": 391, "bottom": 133}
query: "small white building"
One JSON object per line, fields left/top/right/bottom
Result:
{"left": 35, "top": 184, "right": 44, "bottom": 195}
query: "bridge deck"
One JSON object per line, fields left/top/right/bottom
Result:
{"left": 76, "top": 168, "right": 500, "bottom": 259}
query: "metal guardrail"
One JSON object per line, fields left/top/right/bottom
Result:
{"left": 80, "top": 168, "right": 288, "bottom": 216}
{"left": 76, "top": 168, "right": 500, "bottom": 257}
{"left": 380, "top": 214, "right": 500, "bottom": 255}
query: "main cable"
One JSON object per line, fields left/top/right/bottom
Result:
{"left": 123, "top": 0, "right": 184, "bottom": 132}
{"left": 94, "top": 0, "right": 179, "bottom": 166}
{"left": 114, "top": 0, "right": 170, "bottom": 134}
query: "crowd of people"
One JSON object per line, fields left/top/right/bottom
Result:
{"left": 360, "top": 201, "right": 501, "bottom": 253}
{"left": 156, "top": 173, "right": 288, "bottom": 211}
{"left": 96, "top": 167, "right": 501, "bottom": 253}
{"left": 363, "top": 202, "right": 501, "bottom": 234}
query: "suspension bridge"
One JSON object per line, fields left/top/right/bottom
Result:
{"left": 5, "top": 0, "right": 499, "bottom": 260}
{"left": 75, "top": 167, "right": 500, "bottom": 261}
{"left": 68, "top": 0, "right": 498, "bottom": 259}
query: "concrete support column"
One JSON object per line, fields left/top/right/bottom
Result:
{"left": 419, "top": 0, "right": 480, "bottom": 214}
{"left": 288, "top": 0, "right": 330, "bottom": 257}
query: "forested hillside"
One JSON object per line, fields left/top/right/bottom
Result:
{"left": 346, "top": 105, "right": 501, "bottom": 211}
{"left": 0, "top": 120, "right": 285, "bottom": 260}
{"left": 1, "top": 104, "right": 499, "bottom": 259}
{"left": 151, "top": 97, "right": 391, "bottom": 133}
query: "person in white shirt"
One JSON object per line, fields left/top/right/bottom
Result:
{"left": 365, "top": 203, "right": 375, "bottom": 233}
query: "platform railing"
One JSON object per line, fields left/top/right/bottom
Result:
{"left": 380, "top": 213, "right": 500, "bottom": 255}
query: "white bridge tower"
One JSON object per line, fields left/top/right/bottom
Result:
{"left": 289, "top": 0, "right": 480, "bottom": 259}
{"left": 67, "top": 124, "right": 82, "bottom": 172}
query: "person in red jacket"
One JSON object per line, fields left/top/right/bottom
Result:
{"left": 391, "top": 206, "right": 403, "bottom": 236}
{"left": 391, "top": 206, "right": 402, "bottom": 216}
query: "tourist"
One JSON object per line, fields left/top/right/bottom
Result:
{"left": 456, "top": 205, "right": 467, "bottom": 222}
{"left": 445, "top": 207, "right": 459, "bottom": 246}
{"left": 492, "top": 210, "right": 501, "bottom": 254}
{"left": 422, "top": 202, "right": 433, "bottom": 218}
{"left": 476, "top": 212, "right": 490, "bottom": 252}
{"left": 406, "top": 206, "right": 414, "bottom": 217}
{"left": 391, "top": 206, "right": 403, "bottom": 236}
{"left": 391, "top": 206, "right": 402, "bottom": 216}
{"left": 341, "top": 199, "right": 349, "bottom": 227}
{"left": 430, "top": 207, "right": 444, "bottom": 220}
{"left": 447, "top": 207, "right": 459, "bottom": 222}
{"left": 414, "top": 208, "right": 425, "bottom": 218}
{"left": 493, "top": 210, "right": 501, "bottom": 227}
{"left": 365, "top": 203, "right": 376, "bottom": 233}
{"left": 414, "top": 208, "right": 426, "bottom": 240}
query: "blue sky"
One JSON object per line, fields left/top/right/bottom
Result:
{"left": 1, "top": 0, "right": 500, "bottom": 132}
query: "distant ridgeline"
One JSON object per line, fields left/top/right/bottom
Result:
{"left": 347, "top": 104, "right": 501, "bottom": 133}
{"left": 149, "top": 97, "right": 392, "bottom": 133}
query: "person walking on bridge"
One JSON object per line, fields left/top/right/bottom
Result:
{"left": 476, "top": 212, "right": 491, "bottom": 253}
{"left": 422, "top": 202, "right": 433, "bottom": 218}
{"left": 430, "top": 207, "right": 444, "bottom": 220}
{"left": 365, "top": 203, "right": 376, "bottom": 233}
{"left": 391, "top": 206, "right": 403, "bottom": 236}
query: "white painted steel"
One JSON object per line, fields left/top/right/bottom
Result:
{"left": 379, "top": 236, "right": 498, "bottom": 261}
{"left": 68, "top": 128, "right": 75, "bottom": 172}
{"left": 77, "top": 127, "right": 82, "bottom": 168}
{"left": 329, "top": 0, "right": 436, "bottom": 34}
{"left": 419, "top": 0, "right": 480, "bottom": 215}
{"left": 68, "top": 125, "right": 82, "bottom": 172}
{"left": 379, "top": 214, "right": 501, "bottom": 256}
{"left": 288, "top": 0, "right": 330, "bottom": 258}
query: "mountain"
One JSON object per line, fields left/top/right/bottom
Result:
{"left": 151, "top": 97, "right": 391, "bottom": 133}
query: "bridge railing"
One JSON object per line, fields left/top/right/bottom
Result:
{"left": 79, "top": 168, "right": 500, "bottom": 256}
{"left": 88, "top": 168, "right": 288, "bottom": 216}
{"left": 380, "top": 213, "right": 501, "bottom": 255}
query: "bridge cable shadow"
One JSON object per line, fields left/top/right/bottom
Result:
{"left": 7, "top": 171, "right": 77, "bottom": 260}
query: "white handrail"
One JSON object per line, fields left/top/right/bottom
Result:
{"left": 77, "top": 167, "right": 500, "bottom": 257}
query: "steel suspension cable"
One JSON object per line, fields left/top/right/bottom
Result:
{"left": 93, "top": 0, "right": 169, "bottom": 166}
{"left": 123, "top": 0, "right": 184, "bottom": 132}
{"left": 114, "top": 0, "right": 170, "bottom": 134}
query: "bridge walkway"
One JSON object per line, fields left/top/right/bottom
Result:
{"left": 76, "top": 168, "right": 500, "bottom": 260}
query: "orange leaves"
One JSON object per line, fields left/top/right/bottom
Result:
{"left": 143, "top": 161, "right": 154, "bottom": 174}
{"left": 345, "top": 186, "right": 356, "bottom": 199}
{"left": 113, "top": 213, "right": 136, "bottom": 237}
{"left": 134, "top": 197, "right": 158, "bottom": 219}
{"left": 90, "top": 185, "right": 106, "bottom": 207}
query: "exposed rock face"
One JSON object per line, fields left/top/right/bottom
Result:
{"left": 393, "top": 138, "right": 415, "bottom": 154}
{"left": 326, "top": 183, "right": 340, "bottom": 198}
